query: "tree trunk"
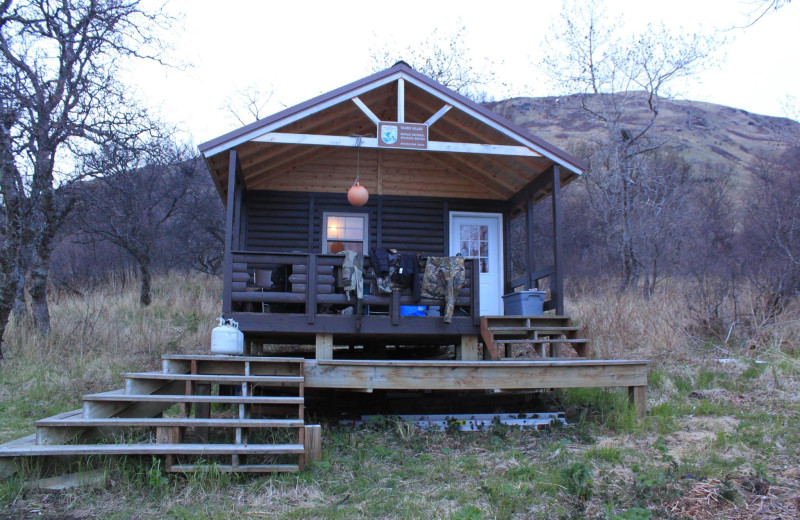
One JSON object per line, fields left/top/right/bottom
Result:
{"left": 0, "top": 110, "right": 25, "bottom": 360}
{"left": 139, "top": 259, "right": 152, "bottom": 306}
{"left": 29, "top": 263, "right": 51, "bottom": 335}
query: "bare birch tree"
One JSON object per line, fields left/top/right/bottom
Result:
{"left": 542, "top": 0, "right": 715, "bottom": 291}
{"left": 0, "top": 0, "right": 171, "bottom": 349}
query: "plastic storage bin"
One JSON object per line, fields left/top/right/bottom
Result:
{"left": 502, "top": 290, "right": 546, "bottom": 316}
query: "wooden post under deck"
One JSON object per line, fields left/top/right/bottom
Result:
{"left": 456, "top": 335, "right": 480, "bottom": 361}
{"left": 628, "top": 385, "right": 647, "bottom": 417}
{"left": 304, "top": 424, "right": 322, "bottom": 464}
{"left": 316, "top": 333, "right": 333, "bottom": 360}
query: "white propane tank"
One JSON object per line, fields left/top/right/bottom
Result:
{"left": 211, "top": 318, "right": 244, "bottom": 355}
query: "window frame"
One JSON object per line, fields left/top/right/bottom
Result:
{"left": 321, "top": 211, "right": 369, "bottom": 254}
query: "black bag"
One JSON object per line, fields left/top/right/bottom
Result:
{"left": 391, "top": 253, "right": 416, "bottom": 289}
{"left": 370, "top": 247, "right": 391, "bottom": 276}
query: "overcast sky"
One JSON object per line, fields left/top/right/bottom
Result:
{"left": 125, "top": 0, "right": 800, "bottom": 146}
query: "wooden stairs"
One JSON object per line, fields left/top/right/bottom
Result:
{"left": 0, "top": 355, "right": 321, "bottom": 474}
{"left": 480, "top": 315, "right": 590, "bottom": 361}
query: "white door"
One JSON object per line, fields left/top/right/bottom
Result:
{"left": 449, "top": 212, "right": 503, "bottom": 316}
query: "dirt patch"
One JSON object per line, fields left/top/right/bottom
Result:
{"left": 665, "top": 415, "right": 739, "bottom": 461}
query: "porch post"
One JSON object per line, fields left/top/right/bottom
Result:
{"left": 525, "top": 192, "right": 535, "bottom": 290}
{"left": 551, "top": 165, "right": 565, "bottom": 315}
{"left": 222, "top": 150, "right": 239, "bottom": 314}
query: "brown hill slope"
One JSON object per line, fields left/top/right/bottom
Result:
{"left": 487, "top": 92, "right": 800, "bottom": 178}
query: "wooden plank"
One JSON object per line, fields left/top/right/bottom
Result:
{"left": 480, "top": 317, "right": 500, "bottom": 361}
{"left": 629, "top": 386, "right": 647, "bottom": 417}
{"left": 493, "top": 339, "right": 588, "bottom": 344}
{"left": 304, "top": 425, "right": 322, "bottom": 464}
{"left": 0, "top": 443, "right": 305, "bottom": 457}
{"left": 167, "top": 464, "right": 300, "bottom": 474}
{"left": 123, "top": 373, "right": 304, "bottom": 384}
{"left": 304, "top": 359, "right": 649, "bottom": 390}
{"left": 315, "top": 333, "right": 333, "bottom": 360}
{"left": 161, "top": 354, "right": 304, "bottom": 363}
{"left": 425, "top": 104, "right": 452, "bottom": 126}
{"left": 306, "top": 254, "right": 317, "bottom": 324}
{"left": 83, "top": 394, "right": 304, "bottom": 405}
{"left": 471, "top": 258, "right": 480, "bottom": 326}
{"left": 27, "top": 470, "right": 106, "bottom": 492}
{"left": 223, "top": 150, "right": 239, "bottom": 314}
{"left": 352, "top": 97, "right": 380, "bottom": 125}
{"left": 397, "top": 78, "right": 405, "bottom": 122}
{"left": 35, "top": 418, "right": 304, "bottom": 428}
{"left": 315, "top": 359, "right": 647, "bottom": 367}
{"left": 551, "top": 165, "right": 564, "bottom": 315}
{"left": 391, "top": 290, "right": 400, "bottom": 325}
{"left": 251, "top": 133, "right": 542, "bottom": 157}
{"left": 489, "top": 326, "right": 580, "bottom": 332}
{"left": 457, "top": 335, "right": 480, "bottom": 361}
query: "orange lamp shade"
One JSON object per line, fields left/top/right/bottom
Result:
{"left": 347, "top": 182, "right": 369, "bottom": 206}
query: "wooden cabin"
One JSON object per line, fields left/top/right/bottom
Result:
{"left": 0, "top": 65, "right": 651, "bottom": 475}
{"left": 198, "top": 62, "right": 586, "bottom": 359}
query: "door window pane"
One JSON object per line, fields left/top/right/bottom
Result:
{"left": 458, "top": 224, "right": 489, "bottom": 273}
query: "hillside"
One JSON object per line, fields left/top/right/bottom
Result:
{"left": 487, "top": 92, "right": 800, "bottom": 179}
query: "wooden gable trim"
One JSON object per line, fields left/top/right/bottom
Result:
{"left": 252, "top": 132, "right": 542, "bottom": 157}
{"left": 396, "top": 69, "right": 586, "bottom": 174}
{"left": 425, "top": 104, "right": 452, "bottom": 126}
{"left": 201, "top": 72, "right": 404, "bottom": 157}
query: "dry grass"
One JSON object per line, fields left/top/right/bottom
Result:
{"left": 0, "top": 272, "right": 221, "bottom": 443}
{"left": 0, "top": 272, "right": 798, "bottom": 519}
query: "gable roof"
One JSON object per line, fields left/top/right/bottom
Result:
{"left": 199, "top": 62, "right": 586, "bottom": 201}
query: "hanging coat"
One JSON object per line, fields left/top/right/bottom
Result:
{"left": 339, "top": 250, "right": 364, "bottom": 301}
{"left": 420, "top": 256, "right": 466, "bottom": 324}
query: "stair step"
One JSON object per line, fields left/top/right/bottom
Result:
{"left": 36, "top": 417, "right": 304, "bottom": 428}
{"left": 500, "top": 356, "right": 584, "bottom": 361}
{"left": 489, "top": 326, "right": 579, "bottom": 333}
{"left": 162, "top": 355, "right": 304, "bottom": 363}
{"left": 124, "top": 373, "right": 304, "bottom": 384}
{"left": 0, "top": 443, "right": 304, "bottom": 457}
{"left": 167, "top": 464, "right": 300, "bottom": 473}
{"left": 493, "top": 338, "right": 588, "bottom": 344}
{"left": 483, "top": 315, "right": 571, "bottom": 320}
{"left": 83, "top": 394, "right": 304, "bottom": 405}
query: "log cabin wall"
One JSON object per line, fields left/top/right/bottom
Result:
{"left": 244, "top": 190, "right": 502, "bottom": 256}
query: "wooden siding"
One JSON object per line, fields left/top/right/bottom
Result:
{"left": 246, "top": 190, "right": 503, "bottom": 255}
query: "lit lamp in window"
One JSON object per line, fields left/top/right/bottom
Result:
{"left": 347, "top": 135, "right": 369, "bottom": 206}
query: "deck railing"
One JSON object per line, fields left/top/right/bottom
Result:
{"left": 226, "top": 251, "right": 480, "bottom": 326}
{"left": 507, "top": 265, "right": 558, "bottom": 312}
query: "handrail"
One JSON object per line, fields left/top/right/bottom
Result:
{"left": 227, "top": 251, "right": 478, "bottom": 320}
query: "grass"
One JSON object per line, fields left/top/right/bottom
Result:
{"left": 0, "top": 273, "right": 798, "bottom": 519}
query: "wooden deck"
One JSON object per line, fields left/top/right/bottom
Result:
{"left": 0, "top": 353, "right": 649, "bottom": 476}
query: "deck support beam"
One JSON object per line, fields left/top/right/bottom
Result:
{"left": 628, "top": 385, "right": 647, "bottom": 417}
{"left": 304, "top": 424, "right": 322, "bottom": 465}
{"left": 305, "top": 359, "right": 650, "bottom": 390}
{"left": 457, "top": 335, "right": 480, "bottom": 361}
{"left": 315, "top": 333, "right": 333, "bottom": 360}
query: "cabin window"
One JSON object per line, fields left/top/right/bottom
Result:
{"left": 322, "top": 212, "right": 368, "bottom": 254}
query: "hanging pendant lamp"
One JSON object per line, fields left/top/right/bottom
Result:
{"left": 347, "top": 135, "right": 369, "bottom": 206}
